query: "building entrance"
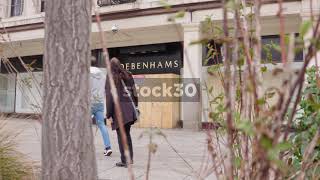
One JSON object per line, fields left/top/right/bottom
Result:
{"left": 102, "top": 42, "right": 183, "bottom": 128}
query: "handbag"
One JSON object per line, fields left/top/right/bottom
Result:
{"left": 121, "top": 79, "right": 140, "bottom": 119}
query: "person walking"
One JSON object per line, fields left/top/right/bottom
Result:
{"left": 105, "top": 57, "right": 138, "bottom": 167}
{"left": 90, "top": 65, "right": 112, "bottom": 156}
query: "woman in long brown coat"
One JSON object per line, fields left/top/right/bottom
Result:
{"left": 105, "top": 57, "right": 138, "bottom": 167}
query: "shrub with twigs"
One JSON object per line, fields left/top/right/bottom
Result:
{"left": 184, "top": 0, "right": 320, "bottom": 179}
{"left": 0, "top": 116, "right": 38, "bottom": 180}
{"left": 289, "top": 67, "right": 320, "bottom": 179}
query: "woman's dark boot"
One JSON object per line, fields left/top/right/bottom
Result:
{"left": 116, "top": 162, "right": 127, "bottom": 167}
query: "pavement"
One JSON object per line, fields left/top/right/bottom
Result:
{"left": 2, "top": 118, "right": 217, "bottom": 180}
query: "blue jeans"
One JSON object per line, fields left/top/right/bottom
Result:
{"left": 91, "top": 103, "right": 111, "bottom": 149}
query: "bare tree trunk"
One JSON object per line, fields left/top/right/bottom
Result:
{"left": 222, "top": 0, "right": 234, "bottom": 179}
{"left": 41, "top": 0, "right": 97, "bottom": 179}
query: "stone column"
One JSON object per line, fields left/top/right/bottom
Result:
{"left": 301, "top": 0, "right": 320, "bottom": 67}
{"left": 181, "top": 23, "right": 202, "bottom": 130}
{"left": 24, "top": 0, "right": 39, "bottom": 16}
{"left": 0, "top": 0, "right": 8, "bottom": 18}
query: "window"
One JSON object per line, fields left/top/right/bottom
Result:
{"left": 0, "top": 76, "right": 8, "bottom": 89}
{"left": 10, "top": 0, "right": 23, "bottom": 17}
{"left": 203, "top": 35, "right": 304, "bottom": 66}
{"left": 203, "top": 40, "right": 223, "bottom": 66}
{"left": 0, "top": 74, "right": 16, "bottom": 113}
{"left": 0, "top": 55, "right": 43, "bottom": 74}
{"left": 40, "top": 0, "right": 45, "bottom": 12}
{"left": 91, "top": 50, "right": 105, "bottom": 68}
{"left": 261, "top": 35, "right": 303, "bottom": 63}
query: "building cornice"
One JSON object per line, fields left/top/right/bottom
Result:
{"left": 0, "top": 0, "right": 300, "bottom": 34}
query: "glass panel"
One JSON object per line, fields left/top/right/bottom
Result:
{"left": 15, "top": 72, "right": 42, "bottom": 113}
{"left": 261, "top": 35, "right": 281, "bottom": 63}
{"left": 1, "top": 55, "right": 43, "bottom": 74}
{"left": 261, "top": 34, "right": 304, "bottom": 63}
{"left": 202, "top": 35, "right": 304, "bottom": 66}
{"left": 10, "top": 0, "right": 23, "bottom": 17}
{"left": 41, "top": 0, "right": 45, "bottom": 12}
{"left": 202, "top": 40, "right": 223, "bottom": 66}
{"left": 0, "top": 74, "right": 16, "bottom": 113}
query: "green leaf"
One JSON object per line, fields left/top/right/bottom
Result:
{"left": 207, "top": 64, "right": 222, "bottom": 74}
{"left": 216, "top": 104, "right": 225, "bottom": 112}
{"left": 299, "top": 20, "right": 312, "bottom": 37}
{"left": 274, "top": 142, "right": 292, "bottom": 152}
{"left": 208, "top": 86, "right": 213, "bottom": 94}
{"left": 260, "top": 66, "right": 267, "bottom": 73}
{"left": 261, "top": 136, "right": 273, "bottom": 150}
{"left": 175, "top": 11, "right": 185, "bottom": 18}
{"left": 226, "top": 0, "right": 236, "bottom": 10}
{"left": 266, "top": 91, "right": 276, "bottom": 99}
{"left": 284, "top": 34, "right": 291, "bottom": 45}
{"left": 212, "top": 94, "right": 224, "bottom": 103}
{"left": 257, "top": 98, "right": 266, "bottom": 105}
{"left": 189, "top": 38, "right": 210, "bottom": 45}
{"left": 209, "top": 112, "right": 219, "bottom": 120}
{"left": 237, "top": 57, "right": 244, "bottom": 67}
{"left": 270, "top": 42, "right": 281, "bottom": 53}
{"left": 310, "top": 101, "right": 320, "bottom": 111}
{"left": 234, "top": 112, "right": 241, "bottom": 122}
{"left": 206, "top": 48, "right": 214, "bottom": 59}
{"left": 213, "top": 26, "right": 223, "bottom": 35}
{"left": 158, "top": 0, "right": 171, "bottom": 9}
{"left": 236, "top": 120, "right": 254, "bottom": 136}
{"left": 234, "top": 156, "right": 242, "bottom": 169}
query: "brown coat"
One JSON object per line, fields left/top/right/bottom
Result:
{"left": 105, "top": 73, "right": 138, "bottom": 130}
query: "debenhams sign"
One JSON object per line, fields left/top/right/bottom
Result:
{"left": 119, "top": 54, "right": 181, "bottom": 75}
{"left": 122, "top": 60, "right": 179, "bottom": 72}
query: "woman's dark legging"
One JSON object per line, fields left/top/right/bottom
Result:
{"left": 116, "top": 124, "right": 133, "bottom": 163}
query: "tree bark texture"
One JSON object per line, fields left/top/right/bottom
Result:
{"left": 42, "top": 0, "right": 97, "bottom": 179}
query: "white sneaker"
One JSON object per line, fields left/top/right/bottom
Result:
{"left": 104, "top": 148, "right": 112, "bottom": 156}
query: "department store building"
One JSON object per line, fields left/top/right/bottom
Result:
{"left": 0, "top": 0, "right": 319, "bottom": 129}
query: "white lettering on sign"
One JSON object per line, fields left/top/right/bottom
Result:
{"left": 121, "top": 60, "right": 179, "bottom": 71}
{"left": 173, "top": 83, "right": 183, "bottom": 97}
{"left": 152, "top": 86, "right": 161, "bottom": 97}
{"left": 174, "top": 60, "right": 179, "bottom": 67}
{"left": 136, "top": 62, "right": 141, "bottom": 69}
{"left": 157, "top": 62, "right": 163, "bottom": 68}
{"left": 125, "top": 63, "right": 130, "bottom": 70}
{"left": 143, "top": 62, "right": 148, "bottom": 69}
{"left": 140, "top": 86, "right": 151, "bottom": 97}
{"left": 150, "top": 62, "right": 156, "bottom": 69}
{"left": 165, "top": 61, "right": 172, "bottom": 68}
{"left": 134, "top": 80, "right": 199, "bottom": 100}
{"left": 162, "top": 83, "right": 172, "bottom": 97}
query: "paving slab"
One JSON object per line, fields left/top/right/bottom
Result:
{"left": 2, "top": 118, "right": 217, "bottom": 180}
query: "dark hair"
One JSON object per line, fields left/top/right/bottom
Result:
{"left": 91, "top": 56, "right": 97, "bottom": 67}
{"left": 110, "top": 57, "right": 130, "bottom": 87}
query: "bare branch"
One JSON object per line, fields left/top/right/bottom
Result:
{"left": 92, "top": 2, "right": 135, "bottom": 179}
